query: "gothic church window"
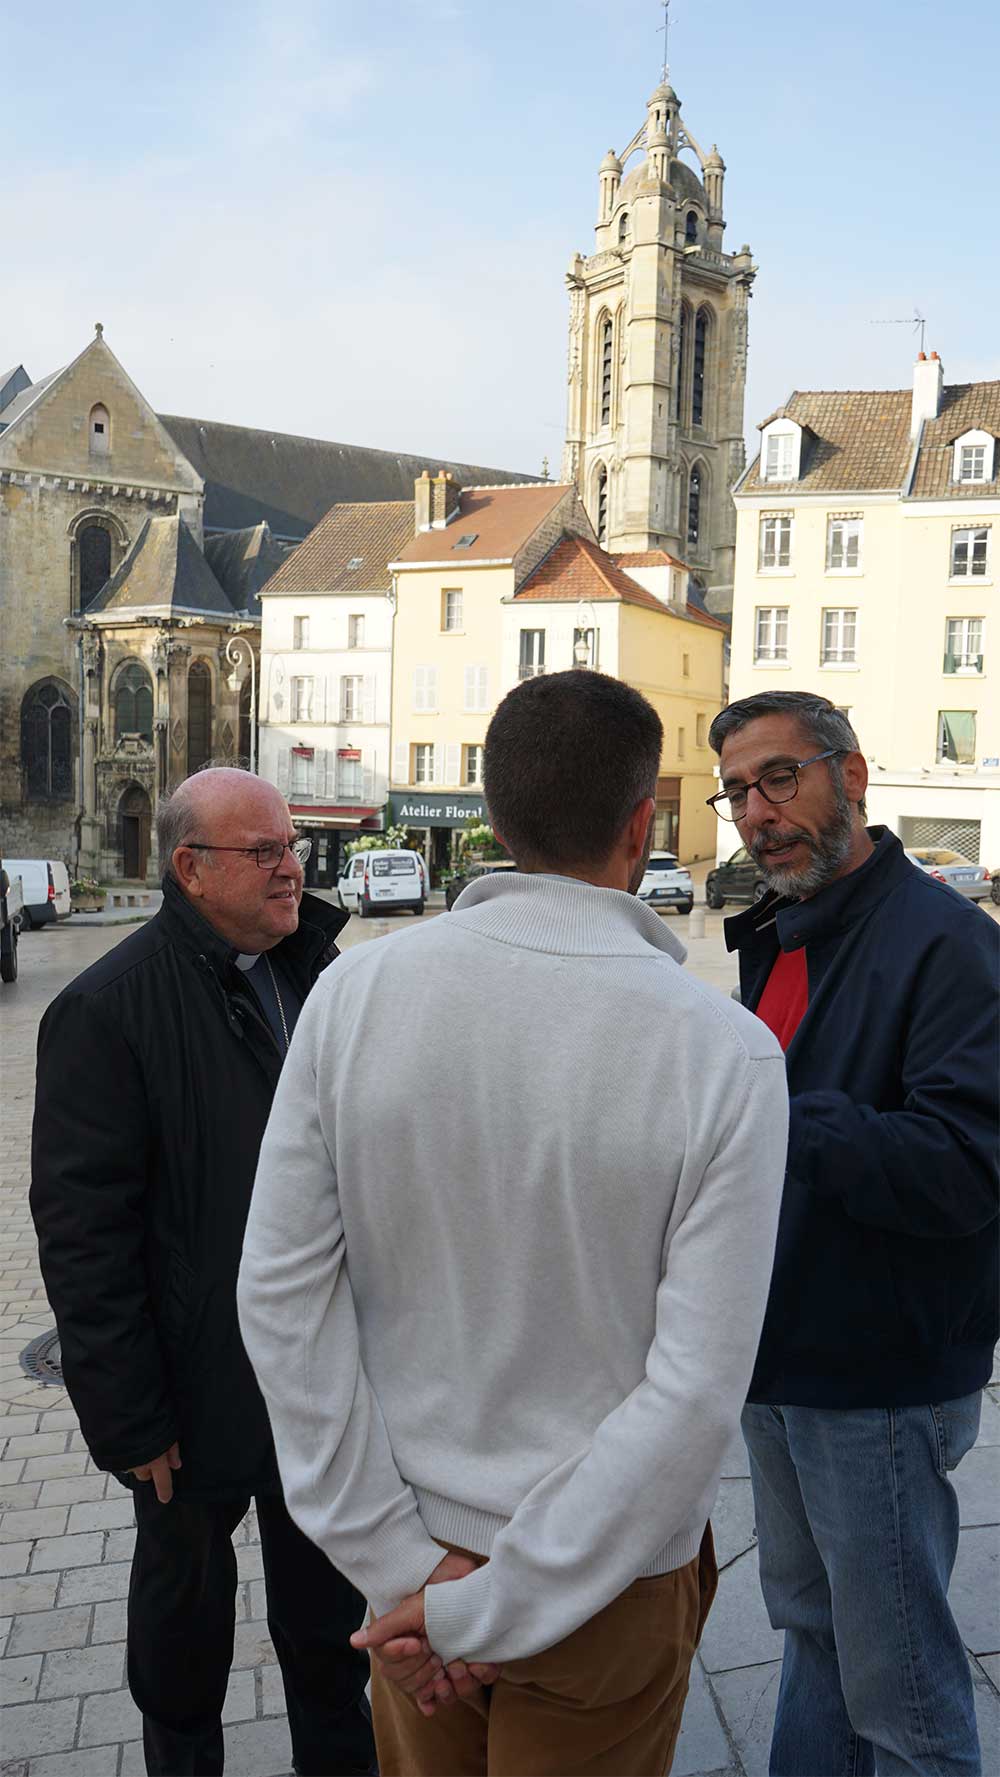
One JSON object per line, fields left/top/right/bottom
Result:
{"left": 89, "top": 404, "right": 110, "bottom": 456}
{"left": 618, "top": 211, "right": 631, "bottom": 247}
{"left": 187, "top": 661, "right": 213, "bottom": 774}
{"left": 21, "top": 680, "right": 74, "bottom": 801}
{"left": 687, "top": 466, "right": 702, "bottom": 549}
{"left": 685, "top": 211, "right": 698, "bottom": 244}
{"left": 600, "top": 315, "right": 614, "bottom": 428}
{"left": 692, "top": 310, "right": 709, "bottom": 426}
{"left": 675, "top": 304, "right": 690, "bottom": 421}
{"left": 78, "top": 524, "right": 112, "bottom": 611}
{"left": 113, "top": 661, "right": 154, "bottom": 742}
{"left": 597, "top": 467, "right": 609, "bottom": 546}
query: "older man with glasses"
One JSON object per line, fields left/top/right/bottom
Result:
{"left": 708, "top": 692, "right": 998, "bottom": 1777}
{"left": 31, "top": 767, "right": 375, "bottom": 1777}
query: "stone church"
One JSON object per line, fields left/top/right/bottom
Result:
{"left": 0, "top": 331, "right": 526, "bottom": 879}
{"left": 562, "top": 75, "right": 757, "bottom": 614}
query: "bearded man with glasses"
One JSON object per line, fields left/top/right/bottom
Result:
{"left": 31, "top": 767, "right": 376, "bottom": 1777}
{"left": 708, "top": 691, "right": 998, "bottom": 1777}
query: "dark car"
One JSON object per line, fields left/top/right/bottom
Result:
{"left": 445, "top": 859, "right": 517, "bottom": 910}
{"left": 705, "top": 845, "right": 767, "bottom": 910}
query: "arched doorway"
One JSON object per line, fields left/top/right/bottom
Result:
{"left": 119, "top": 783, "right": 152, "bottom": 881}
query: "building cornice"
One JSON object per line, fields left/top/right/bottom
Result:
{"left": 0, "top": 466, "right": 185, "bottom": 502}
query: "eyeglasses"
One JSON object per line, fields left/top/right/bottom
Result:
{"left": 706, "top": 750, "right": 845, "bottom": 823}
{"left": 186, "top": 838, "right": 312, "bottom": 869}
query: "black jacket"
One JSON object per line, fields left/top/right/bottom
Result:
{"left": 30, "top": 877, "right": 348, "bottom": 1495}
{"left": 726, "top": 829, "right": 999, "bottom": 1409}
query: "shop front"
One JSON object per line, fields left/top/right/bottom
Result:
{"left": 386, "top": 790, "right": 488, "bottom": 885}
{"left": 289, "top": 800, "right": 384, "bottom": 888}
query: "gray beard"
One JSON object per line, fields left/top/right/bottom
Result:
{"left": 750, "top": 778, "right": 855, "bottom": 899}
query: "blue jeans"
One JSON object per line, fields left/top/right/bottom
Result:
{"left": 742, "top": 1395, "right": 982, "bottom": 1777}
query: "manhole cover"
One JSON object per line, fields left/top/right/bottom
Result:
{"left": 20, "top": 1328, "right": 63, "bottom": 1385}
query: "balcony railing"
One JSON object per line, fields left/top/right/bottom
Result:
{"left": 518, "top": 663, "right": 546, "bottom": 680}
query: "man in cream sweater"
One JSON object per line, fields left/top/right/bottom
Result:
{"left": 239, "top": 670, "right": 788, "bottom": 1776}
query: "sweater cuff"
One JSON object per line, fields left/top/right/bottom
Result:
{"left": 424, "top": 1562, "right": 496, "bottom": 1665}
{"left": 360, "top": 1528, "right": 445, "bottom": 1621}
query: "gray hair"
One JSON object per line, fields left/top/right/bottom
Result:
{"left": 708, "top": 691, "right": 867, "bottom": 817}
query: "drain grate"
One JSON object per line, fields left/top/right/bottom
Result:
{"left": 20, "top": 1328, "right": 64, "bottom": 1386}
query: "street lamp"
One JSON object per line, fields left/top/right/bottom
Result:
{"left": 573, "top": 601, "right": 598, "bottom": 668}
{"left": 226, "top": 635, "right": 257, "bottom": 775}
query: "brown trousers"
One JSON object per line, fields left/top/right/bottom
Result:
{"left": 371, "top": 1525, "right": 718, "bottom": 1777}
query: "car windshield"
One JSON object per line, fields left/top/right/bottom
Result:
{"left": 729, "top": 848, "right": 750, "bottom": 865}
{"left": 645, "top": 857, "right": 680, "bottom": 872}
{"left": 912, "top": 849, "right": 968, "bottom": 867}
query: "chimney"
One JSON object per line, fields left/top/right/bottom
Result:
{"left": 414, "top": 470, "right": 432, "bottom": 533}
{"left": 431, "top": 470, "right": 462, "bottom": 529}
{"left": 911, "top": 350, "right": 943, "bottom": 439}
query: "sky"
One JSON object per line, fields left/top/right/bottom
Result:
{"left": 4, "top": 0, "right": 999, "bottom": 476}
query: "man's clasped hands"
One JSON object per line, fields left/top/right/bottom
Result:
{"left": 351, "top": 1552, "right": 501, "bottom": 1716}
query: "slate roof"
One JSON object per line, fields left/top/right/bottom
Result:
{"left": 0, "top": 366, "right": 31, "bottom": 415}
{"left": 260, "top": 501, "right": 415, "bottom": 597}
{"left": 515, "top": 535, "right": 676, "bottom": 613}
{"left": 88, "top": 516, "right": 239, "bottom": 620}
{"left": 158, "top": 414, "right": 535, "bottom": 539}
{"left": 0, "top": 369, "right": 64, "bottom": 433}
{"left": 393, "top": 484, "right": 571, "bottom": 566}
{"left": 741, "top": 380, "right": 1000, "bottom": 500}
{"left": 203, "top": 523, "right": 289, "bottom": 617}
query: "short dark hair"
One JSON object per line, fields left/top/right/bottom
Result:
{"left": 708, "top": 691, "right": 866, "bottom": 817}
{"left": 483, "top": 670, "right": 663, "bottom": 869}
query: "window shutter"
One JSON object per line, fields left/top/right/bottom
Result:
{"left": 431, "top": 744, "right": 442, "bottom": 785}
{"left": 362, "top": 751, "right": 375, "bottom": 802}
{"left": 412, "top": 667, "right": 425, "bottom": 711}
{"left": 392, "top": 741, "right": 408, "bottom": 785}
{"left": 445, "top": 742, "right": 461, "bottom": 785}
{"left": 363, "top": 675, "right": 375, "bottom": 724}
{"left": 316, "top": 676, "right": 327, "bottom": 723}
{"left": 464, "top": 664, "right": 475, "bottom": 710}
{"left": 426, "top": 666, "right": 438, "bottom": 710}
{"left": 477, "top": 665, "right": 488, "bottom": 709}
{"left": 315, "top": 748, "right": 328, "bottom": 798}
{"left": 276, "top": 747, "right": 291, "bottom": 795}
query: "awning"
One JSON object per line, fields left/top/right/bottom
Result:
{"left": 290, "top": 805, "right": 381, "bottom": 830}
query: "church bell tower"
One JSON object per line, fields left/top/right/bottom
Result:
{"left": 562, "top": 71, "right": 757, "bottom": 615}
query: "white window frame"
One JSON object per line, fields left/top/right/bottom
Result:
{"left": 463, "top": 664, "right": 489, "bottom": 712}
{"left": 291, "top": 676, "right": 314, "bottom": 722}
{"left": 950, "top": 526, "right": 991, "bottom": 581}
{"left": 764, "top": 432, "right": 796, "bottom": 481}
{"left": 442, "top": 588, "right": 464, "bottom": 632}
{"left": 936, "top": 710, "right": 977, "bottom": 766}
{"left": 758, "top": 513, "right": 793, "bottom": 573}
{"left": 826, "top": 514, "right": 863, "bottom": 574}
{"left": 337, "top": 754, "right": 363, "bottom": 799}
{"left": 347, "top": 614, "right": 364, "bottom": 649}
{"left": 754, "top": 606, "right": 789, "bottom": 663}
{"left": 820, "top": 607, "right": 858, "bottom": 667}
{"left": 944, "top": 617, "right": 984, "bottom": 675}
{"left": 518, "top": 629, "right": 546, "bottom": 679}
{"left": 952, "top": 429, "right": 995, "bottom": 485}
{"left": 340, "top": 675, "right": 363, "bottom": 722}
{"left": 413, "top": 743, "right": 435, "bottom": 785}
{"left": 464, "top": 743, "right": 484, "bottom": 786}
{"left": 290, "top": 748, "right": 314, "bottom": 796}
{"left": 292, "top": 615, "right": 310, "bottom": 650}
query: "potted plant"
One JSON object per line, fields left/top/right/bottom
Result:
{"left": 70, "top": 876, "right": 103, "bottom": 913}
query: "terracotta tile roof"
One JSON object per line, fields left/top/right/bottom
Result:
{"left": 259, "top": 501, "right": 415, "bottom": 596}
{"left": 393, "top": 485, "right": 571, "bottom": 565}
{"left": 910, "top": 381, "right": 1000, "bottom": 500}
{"left": 742, "top": 380, "right": 1000, "bottom": 500}
{"left": 515, "top": 535, "right": 676, "bottom": 612}
{"left": 613, "top": 547, "right": 689, "bottom": 570}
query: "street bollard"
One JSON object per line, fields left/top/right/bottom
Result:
{"left": 688, "top": 905, "right": 706, "bottom": 939}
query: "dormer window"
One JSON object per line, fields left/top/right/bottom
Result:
{"left": 765, "top": 433, "right": 796, "bottom": 480}
{"left": 685, "top": 211, "right": 698, "bottom": 244}
{"left": 953, "top": 429, "right": 994, "bottom": 484}
{"left": 89, "top": 404, "right": 110, "bottom": 456}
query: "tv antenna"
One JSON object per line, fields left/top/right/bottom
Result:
{"left": 871, "top": 308, "right": 928, "bottom": 354}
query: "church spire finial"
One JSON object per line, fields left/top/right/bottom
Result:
{"left": 658, "top": 0, "right": 671, "bottom": 82}
{"left": 94, "top": 322, "right": 104, "bottom": 339}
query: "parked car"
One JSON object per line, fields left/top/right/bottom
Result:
{"left": 445, "top": 859, "right": 517, "bottom": 910}
{"left": 705, "top": 846, "right": 767, "bottom": 911}
{"left": 5, "top": 859, "right": 72, "bottom": 929}
{"left": 991, "top": 871, "right": 1000, "bottom": 907}
{"left": 337, "top": 848, "right": 426, "bottom": 917}
{"left": 1, "top": 861, "right": 23, "bottom": 983}
{"left": 903, "top": 847, "right": 994, "bottom": 902}
{"left": 636, "top": 851, "right": 693, "bottom": 915}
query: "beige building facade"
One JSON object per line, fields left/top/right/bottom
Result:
{"left": 562, "top": 74, "right": 757, "bottom": 616}
{"left": 728, "top": 356, "right": 1000, "bottom": 867}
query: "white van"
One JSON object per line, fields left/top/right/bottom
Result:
{"left": 5, "top": 859, "right": 73, "bottom": 928}
{"left": 337, "top": 849, "right": 426, "bottom": 918}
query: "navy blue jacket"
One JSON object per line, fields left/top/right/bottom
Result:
{"left": 726, "top": 829, "right": 998, "bottom": 1408}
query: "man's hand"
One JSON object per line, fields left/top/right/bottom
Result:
{"left": 351, "top": 1551, "right": 501, "bottom": 1716}
{"left": 128, "top": 1442, "right": 181, "bottom": 1504}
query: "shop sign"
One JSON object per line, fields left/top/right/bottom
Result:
{"left": 387, "top": 792, "right": 486, "bottom": 828}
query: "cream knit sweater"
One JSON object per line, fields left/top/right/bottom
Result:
{"left": 238, "top": 873, "right": 788, "bottom": 1664}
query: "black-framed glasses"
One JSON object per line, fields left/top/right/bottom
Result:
{"left": 186, "top": 838, "right": 312, "bottom": 869}
{"left": 706, "top": 750, "right": 846, "bottom": 823}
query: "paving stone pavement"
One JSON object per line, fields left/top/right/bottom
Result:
{"left": 1, "top": 919, "right": 997, "bottom": 1776}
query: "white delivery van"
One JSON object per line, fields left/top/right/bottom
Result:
{"left": 5, "top": 859, "right": 73, "bottom": 928}
{"left": 336, "top": 849, "right": 426, "bottom": 918}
